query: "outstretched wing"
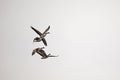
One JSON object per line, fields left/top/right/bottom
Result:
{"left": 43, "top": 25, "right": 50, "bottom": 34}
{"left": 31, "top": 26, "right": 42, "bottom": 36}
{"left": 32, "top": 50, "right": 36, "bottom": 55}
{"left": 38, "top": 50, "right": 48, "bottom": 57}
{"left": 42, "top": 38, "right": 47, "bottom": 46}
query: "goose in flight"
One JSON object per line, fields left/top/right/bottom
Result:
{"left": 31, "top": 25, "right": 50, "bottom": 46}
{"left": 32, "top": 47, "right": 58, "bottom": 59}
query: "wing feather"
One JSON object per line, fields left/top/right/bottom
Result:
{"left": 43, "top": 25, "right": 50, "bottom": 34}
{"left": 42, "top": 38, "right": 47, "bottom": 46}
{"left": 39, "top": 50, "right": 47, "bottom": 57}
{"left": 31, "top": 26, "right": 42, "bottom": 36}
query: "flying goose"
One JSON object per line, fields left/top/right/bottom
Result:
{"left": 31, "top": 25, "right": 50, "bottom": 46}
{"left": 32, "top": 47, "right": 58, "bottom": 59}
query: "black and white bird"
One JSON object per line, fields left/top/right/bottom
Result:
{"left": 32, "top": 47, "right": 58, "bottom": 59}
{"left": 31, "top": 25, "right": 50, "bottom": 46}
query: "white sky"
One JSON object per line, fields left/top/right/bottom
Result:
{"left": 0, "top": 0, "right": 120, "bottom": 80}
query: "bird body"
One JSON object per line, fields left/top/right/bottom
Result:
{"left": 32, "top": 47, "right": 58, "bottom": 59}
{"left": 31, "top": 26, "right": 50, "bottom": 46}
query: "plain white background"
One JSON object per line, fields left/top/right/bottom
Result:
{"left": 0, "top": 0, "right": 120, "bottom": 80}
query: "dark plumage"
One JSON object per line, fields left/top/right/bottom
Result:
{"left": 31, "top": 25, "right": 50, "bottom": 46}
{"left": 32, "top": 47, "right": 58, "bottom": 59}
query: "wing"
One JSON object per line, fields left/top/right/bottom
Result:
{"left": 38, "top": 50, "right": 47, "bottom": 57}
{"left": 43, "top": 25, "right": 50, "bottom": 34}
{"left": 32, "top": 50, "right": 36, "bottom": 55}
{"left": 31, "top": 26, "right": 42, "bottom": 36}
{"left": 42, "top": 38, "right": 47, "bottom": 46}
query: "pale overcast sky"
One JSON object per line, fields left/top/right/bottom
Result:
{"left": 0, "top": 0, "right": 120, "bottom": 80}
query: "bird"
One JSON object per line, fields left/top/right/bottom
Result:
{"left": 32, "top": 47, "right": 58, "bottom": 59}
{"left": 31, "top": 25, "right": 50, "bottom": 46}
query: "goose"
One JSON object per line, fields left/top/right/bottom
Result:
{"left": 32, "top": 47, "right": 58, "bottom": 59}
{"left": 31, "top": 25, "right": 50, "bottom": 46}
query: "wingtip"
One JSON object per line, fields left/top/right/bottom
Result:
{"left": 48, "top": 25, "right": 50, "bottom": 28}
{"left": 31, "top": 26, "right": 33, "bottom": 28}
{"left": 44, "top": 42, "right": 47, "bottom": 46}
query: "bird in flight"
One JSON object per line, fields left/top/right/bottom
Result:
{"left": 32, "top": 47, "right": 58, "bottom": 59}
{"left": 31, "top": 25, "right": 50, "bottom": 46}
